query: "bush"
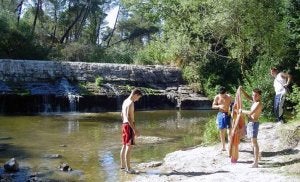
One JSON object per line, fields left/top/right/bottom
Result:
{"left": 243, "top": 57, "right": 274, "bottom": 118}
{"left": 95, "top": 76, "right": 104, "bottom": 87}
{"left": 134, "top": 40, "right": 173, "bottom": 65}
{"left": 0, "top": 11, "right": 48, "bottom": 59}
{"left": 197, "top": 55, "right": 242, "bottom": 99}
{"left": 287, "top": 85, "right": 300, "bottom": 119}
{"left": 100, "top": 44, "right": 134, "bottom": 64}
{"left": 60, "top": 43, "right": 93, "bottom": 62}
{"left": 202, "top": 117, "right": 219, "bottom": 144}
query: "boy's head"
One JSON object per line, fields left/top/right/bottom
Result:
{"left": 252, "top": 88, "right": 262, "bottom": 102}
{"left": 270, "top": 67, "right": 279, "bottom": 77}
{"left": 131, "top": 88, "right": 143, "bottom": 102}
{"left": 218, "top": 86, "right": 227, "bottom": 94}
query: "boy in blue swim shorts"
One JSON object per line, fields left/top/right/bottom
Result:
{"left": 239, "top": 86, "right": 263, "bottom": 168}
{"left": 212, "top": 86, "right": 232, "bottom": 151}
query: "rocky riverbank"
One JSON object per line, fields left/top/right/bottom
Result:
{"left": 131, "top": 122, "right": 300, "bottom": 182}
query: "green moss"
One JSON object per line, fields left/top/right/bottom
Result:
{"left": 78, "top": 82, "right": 92, "bottom": 95}
{"left": 13, "top": 88, "right": 30, "bottom": 96}
{"left": 95, "top": 76, "right": 104, "bottom": 87}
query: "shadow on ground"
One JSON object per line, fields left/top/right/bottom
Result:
{"left": 140, "top": 170, "right": 229, "bottom": 177}
{"left": 261, "top": 149, "right": 299, "bottom": 157}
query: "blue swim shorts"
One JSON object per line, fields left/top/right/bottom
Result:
{"left": 216, "top": 112, "right": 231, "bottom": 129}
{"left": 247, "top": 121, "right": 259, "bottom": 138}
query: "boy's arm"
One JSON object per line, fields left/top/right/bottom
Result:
{"left": 212, "top": 95, "right": 220, "bottom": 109}
{"left": 127, "top": 103, "right": 140, "bottom": 136}
{"left": 240, "top": 102, "right": 262, "bottom": 119}
{"left": 239, "top": 86, "right": 251, "bottom": 101}
{"left": 282, "top": 72, "right": 292, "bottom": 87}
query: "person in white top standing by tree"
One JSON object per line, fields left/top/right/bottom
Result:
{"left": 270, "top": 67, "right": 292, "bottom": 124}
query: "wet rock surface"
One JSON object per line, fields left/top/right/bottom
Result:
{"left": 4, "top": 158, "right": 19, "bottom": 172}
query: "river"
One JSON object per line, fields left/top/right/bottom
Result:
{"left": 0, "top": 110, "right": 215, "bottom": 181}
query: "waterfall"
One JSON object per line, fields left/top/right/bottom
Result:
{"left": 42, "top": 95, "right": 52, "bottom": 113}
{"left": 58, "top": 78, "right": 81, "bottom": 112}
{"left": 103, "top": 83, "right": 121, "bottom": 110}
{"left": 67, "top": 93, "right": 80, "bottom": 112}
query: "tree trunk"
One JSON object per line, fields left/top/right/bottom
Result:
{"left": 75, "top": 5, "right": 90, "bottom": 40}
{"left": 106, "top": 6, "right": 120, "bottom": 47}
{"left": 16, "top": 0, "right": 24, "bottom": 26}
{"left": 32, "top": 0, "right": 42, "bottom": 35}
{"left": 60, "top": 5, "right": 86, "bottom": 43}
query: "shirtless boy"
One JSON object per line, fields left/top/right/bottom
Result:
{"left": 120, "top": 88, "right": 142, "bottom": 174}
{"left": 239, "top": 86, "right": 263, "bottom": 168}
{"left": 212, "top": 86, "right": 232, "bottom": 151}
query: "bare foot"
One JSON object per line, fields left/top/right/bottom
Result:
{"left": 126, "top": 168, "right": 140, "bottom": 174}
{"left": 250, "top": 163, "right": 258, "bottom": 168}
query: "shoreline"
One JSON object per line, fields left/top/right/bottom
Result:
{"left": 131, "top": 122, "right": 300, "bottom": 182}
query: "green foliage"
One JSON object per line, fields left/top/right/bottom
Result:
{"left": 182, "top": 63, "right": 200, "bottom": 84}
{"left": 287, "top": 85, "right": 300, "bottom": 119}
{"left": 202, "top": 117, "right": 219, "bottom": 144}
{"left": 134, "top": 40, "right": 172, "bottom": 65}
{"left": 100, "top": 44, "right": 135, "bottom": 64}
{"left": 0, "top": 11, "right": 48, "bottom": 59}
{"left": 60, "top": 43, "right": 94, "bottom": 62}
{"left": 243, "top": 57, "right": 274, "bottom": 118}
{"left": 198, "top": 56, "right": 242, "bottom": 99}
{"left": 95, "top": 76, "right": 104, "bottom": 87}
{"left": 78, "top": 83, "right": 92, "bottom": 95}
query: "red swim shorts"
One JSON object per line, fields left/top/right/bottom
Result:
{"left": 122, "top": 123, "right": 135, "bottom": 145}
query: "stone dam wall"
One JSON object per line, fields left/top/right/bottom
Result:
{"left": 0, "top": 59, "right": 212, "bottom": 113}
{"left": 0, "top": 59, "right": 181, "bottom": 88}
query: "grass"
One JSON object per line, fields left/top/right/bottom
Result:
{"left": 202, "top": 117, "right": 219, "bottom": 145}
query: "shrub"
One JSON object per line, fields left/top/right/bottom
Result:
{"left": 243, "top": 57, "right": 274, "bottom": 118}
{"left": 287, "top": 85, "right": 300, "bottom": 119}
{"left": 95, "top": 76, "right": 104, "bottom": 87}
{"left": 60, "top": 43, "right": 93, "bottom": 62}
{"left": 202, "top": 117, "right": 219, "bottom": 144}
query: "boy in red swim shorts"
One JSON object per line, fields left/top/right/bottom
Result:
{"left": 120, "top": 88, "right": 142, "bottom": 174}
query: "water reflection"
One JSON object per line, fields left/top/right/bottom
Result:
{"left": 67, "top": 120, "right": 80, "bottom": 134}
{"left": 0, "top": 110, "right": 215, "bottom": 181}
{"left": 99, "top": 151, "right": 119, "bottom": 182}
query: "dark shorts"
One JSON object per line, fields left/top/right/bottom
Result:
{"left": 122, "top": 123, "right": 135, "bottom": 145}
{"left": 216, "top": 112, "right": 231, "bottom": 129}
{"left": 247, "top": 121, "right": 259, "bottom": 138}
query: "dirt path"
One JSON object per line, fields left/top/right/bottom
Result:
{"left": 131, "top": 123, "right": 300, "bottom": 182}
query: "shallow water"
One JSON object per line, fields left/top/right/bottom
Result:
{"left": 0, "top": 110, "right": 215, "bottom": 181}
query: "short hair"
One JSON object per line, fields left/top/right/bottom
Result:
{"left": 219, "top": 86, "right": 226, "bottom": 94}
{"left": 252, "top": 88, "right": 262, "bottom": 95}
{"left": 131, "top": 88, "right": 143, "bottom": 96}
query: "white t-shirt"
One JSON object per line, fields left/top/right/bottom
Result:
{"left": 274, "top": 72, "right": 287, "bottom": 94}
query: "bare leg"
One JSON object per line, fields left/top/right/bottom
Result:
{"left": 120, "top": 145, "right": 126, "bottom": 169}
{"left": 220, "top": 129, "right": 226, "bottom": 150}
{"left": 251, "top": 138, "right": 259, "bottom": 167}
{"left": 227, "top": 128, "right": 231, "bottom": 143}
{"left": 125, "top": 145, "right": 132, "bottom": 170}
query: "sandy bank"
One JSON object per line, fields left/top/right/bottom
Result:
{"left": 131, "top": 122, "right": 300, "bottom": 182}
